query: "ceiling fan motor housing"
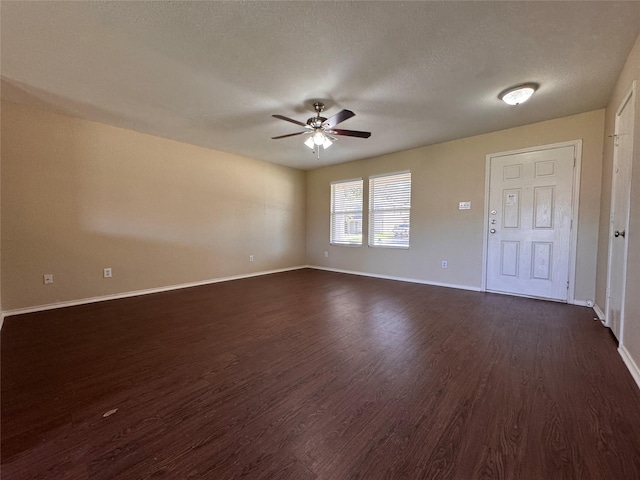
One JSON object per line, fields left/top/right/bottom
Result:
{"left": 306, "top": 102, "right": 327, "bottom": 128}
{"left": 307, "top": 117, "right": 327, "bottom": 128}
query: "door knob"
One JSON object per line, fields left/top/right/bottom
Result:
{"left": 614, "top": 230, "right": 626, "bottom": 238}
{"left": 490, "top": 228, "right": 496, "bottom": 234}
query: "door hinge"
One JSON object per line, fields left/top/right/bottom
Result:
{"left": 609, "top": 134, "right": 620, "bottom": 147}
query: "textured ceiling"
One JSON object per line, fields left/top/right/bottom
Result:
{"left": 2, "top": 1, "right": 639, "bottom": 170}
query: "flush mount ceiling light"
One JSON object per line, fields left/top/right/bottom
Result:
{"left": 499, "top": 83, "right": 538, "bottom": 106}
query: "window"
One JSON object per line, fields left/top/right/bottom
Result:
{"left": 330, "top": 179, "right": 363, "bottom": 245}
{"left": 369, "top": 171, "right": 411, "bottom": 248}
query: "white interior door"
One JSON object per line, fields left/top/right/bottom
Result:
{"left": 486, "top": 145, "right": 576, "bottom": 301}
{"left": 606, "top": 84, "right": 635, "bottom": 341}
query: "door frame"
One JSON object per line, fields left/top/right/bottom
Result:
{"left": 604, "top": 81, "right": 636, "bottom": 339}
{"left": 481, "top": 140, "right": 583, "bottom": 303}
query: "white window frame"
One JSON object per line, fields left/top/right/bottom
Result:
{"left": 330, "top": 178, "right": 363, "bottom": 246}
{"left": 368, "top": 171, "right": 411, "bottom": 249}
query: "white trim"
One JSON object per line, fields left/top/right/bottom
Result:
{"left": 619, "top": 345, "right": 640, "bottom": 391}
{"left": 2, "top": 266, "right": 307, "bottom": 318}
{"left": 568, "top": 140, "right": 583, "bottom": 305}
{"left": 481, "top": 156, "right": 491, "bottom": 291}
{"left": 484, "top": 140, "right": 583, "bottom": 159}
{"left": 593, "top": 303, "right": 606, "bottom": 322}
{"left": 330, "top": 177, "right": 363, "bottom": 185}
{"left": 368, "top": 169, "right": 411, "bottom": 180}
{"left": 0, "top": 313, "right": 4, "bottom": 331}
{"left": 483, "top": 140, "right": 582, "bottom": 303}
{"left": 308, "top": 265, "right": 482, "bottom": 292}
{"left": 571, "top": 299, "right": 593, "bottom": 307}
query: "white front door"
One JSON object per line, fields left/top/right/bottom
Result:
{"left": 486, "top": 145, "right": 576, "bottom": 301}
{"left": 606, "top": 83, "right": 635, "bottom": 340}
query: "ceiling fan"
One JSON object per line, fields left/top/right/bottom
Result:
{"left": 271, "top": 102, "right": 371, "bottom": 153}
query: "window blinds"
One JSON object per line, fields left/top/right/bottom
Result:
{"left": 369, "top": 171, "right": 411, "bottom": 248}
{"left": 330, "top": 179, "right": 363, "bottom": 245}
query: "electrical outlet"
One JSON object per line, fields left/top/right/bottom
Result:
{"left": 103, "top": 268, "right": 112, "bottom": 278}
{"left": 441, "top": 260, "right": 448, "bottom": 269}
{"left": 324, "top": 251, "right": 329, "bottom": 258}
{"left": 459, "top": 201, "right": 471, "bottom": 210}
{"left": 249, "top": 255, "right": 254, "bottom": 262}
{"left": 43, "top": 274, "right": 54, "bottom": 284}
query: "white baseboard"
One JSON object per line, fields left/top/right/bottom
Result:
{"left": 619, "top": 344, "right": 640, "bottom": 391}
{"left": 572, "top": 299, "right": 590, "bottom": 307}
{"left": 2, "top": 265, "right": 307, "bottom": 319}
{"left": 593, "top": 303, "right": 606, "bottom": 324}
{"left": 571, "top": 301, "right": 608, "bottom": 324}
{"left": 308, "top": 265, "right": 482, "bottom": 292}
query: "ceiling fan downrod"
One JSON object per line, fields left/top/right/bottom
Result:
{"left": 307, "top": 102, "right": 327, "bottom": 129}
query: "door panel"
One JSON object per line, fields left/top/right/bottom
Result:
{"left": 606, "top": 86, "right": 635, "bottom": 340}
{"left": 531, "top": 242, "right": 552, "bottom": 280}
{"left": 486, "top": 145, "right": 575, "bottom": 301}
{"left": 533, "top": 186, "right": 554, "bottom": 229}
{"left": 503, "top": 189, "right": 521, "bottom": 228}
{"left": 501, "top": 241, "right": 519, "bottom": 276}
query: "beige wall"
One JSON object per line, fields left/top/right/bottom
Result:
{"left": 596, "top": 33, "right": 640, "bottom": 369}
{"left": 1, "top": 101, "right": 608, "bottom": 314}
{"left": 1, "top": 101, "right": 306, "bottom": 311}
{"left": 306, "top": 110, "right": 605, "bottom": 303}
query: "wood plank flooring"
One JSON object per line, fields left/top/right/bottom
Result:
{"left": 2, "top": 268, "right": 640, "bottom": 479}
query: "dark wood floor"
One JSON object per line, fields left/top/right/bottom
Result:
{"left": 2, "top": 269, "right": 640, "bottom": 479}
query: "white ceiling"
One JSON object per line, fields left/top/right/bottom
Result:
{"left": 2, "top": 1, "right": 639, "bottom": 170}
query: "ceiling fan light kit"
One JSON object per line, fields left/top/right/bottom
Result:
{"left": 304, "top": 136, "right": 315, "bottom": 149}
{"left": 271, "top": 102, "right": 371, "bottom": 157}
{"left": 499, "top": 83, "right": 538, "bottom": 105}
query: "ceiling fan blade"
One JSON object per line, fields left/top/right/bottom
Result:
{"left": 330, "top": 128, "right": 371, "bottom": 138}
{"left": 271, "top": 131, "right": 307, "bottom": 140}
{"left": 272, "top": 114, "right": 307, "bottom": 127}
{"left": 322, "top": 109, "right": 355, "bottom": 129}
